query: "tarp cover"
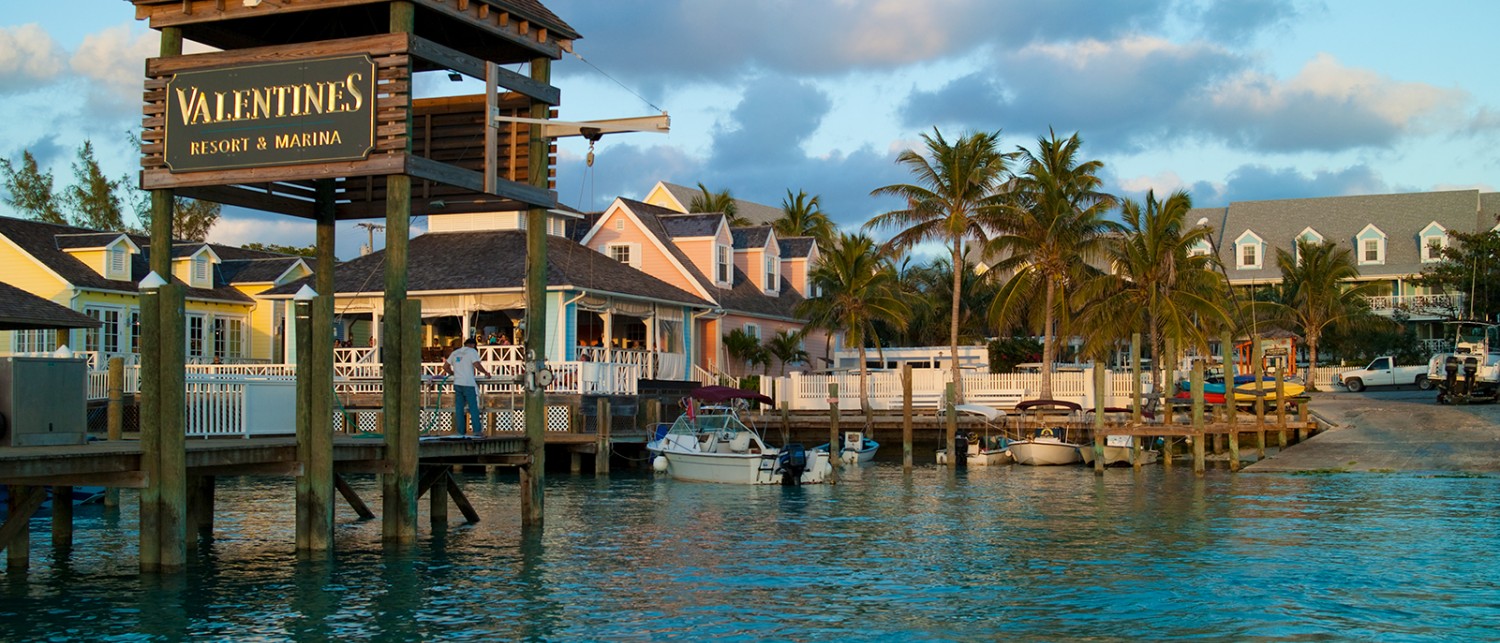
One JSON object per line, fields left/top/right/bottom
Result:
{"left": 691, "top": 385, "right": 773, "bottom": 405}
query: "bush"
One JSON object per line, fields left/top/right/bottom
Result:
{"left": 987, "top": 337, "right": 1043, "bottom": 373}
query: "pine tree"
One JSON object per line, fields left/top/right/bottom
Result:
{"left": 0, "top": 150, "right": 67, "bottom": 224}
{"left": 63, "top": 141, "right": 125, "bottom": 230}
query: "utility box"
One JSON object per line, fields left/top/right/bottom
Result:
{"left": 0, "top": 356, "right": 88, "bottom": 447}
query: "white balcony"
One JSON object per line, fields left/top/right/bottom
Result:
{"left": 1363, "top": 293, "right": 1464, "bottom": 318}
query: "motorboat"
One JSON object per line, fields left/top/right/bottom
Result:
{"left": 1008, "top": 400, "right": 1085, "bottom": 466}
{"left": 813, "top": 431, "right": 880, "bottom": 464}
{"left": 1427, "top": 321, "right": 1500, "bottom": 404}
{"left": 1080, "top": 407, "right": 1159, "bottom": 466}
{"left": 936, "top": 404, "right": 1013, "bottom": 466}
{"left": 648, "top": 407, "right": 831, "bottom": 485}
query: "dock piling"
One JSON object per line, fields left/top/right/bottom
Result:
{"left": 902, "top": 363, "right": 913, "bottom": 473}
{"left": 105, "top": 356, "right": 124, "bottom": 508}
{"left": 827, "top": 383, "right": 840, "bottom": 481}
{"left": 944, "top": 383, "right": 957, "bottom": 470}
{"left": 1191, "top": 360, "right": 1205, "bottom": 475}
{"left": 1093, "top": 363, "right": 1105, "bottom": 475}
{"left": 595, "top": 398, "right": 611, "bottom": 475}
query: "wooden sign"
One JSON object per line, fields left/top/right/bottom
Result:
{"left": 164, "top": 55, "right": 376, "bottom": 172}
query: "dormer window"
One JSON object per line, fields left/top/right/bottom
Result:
{"left": 1356, "top": 224, "right": 1386, "bottom": 266}
{"left": 1187, "top": 239, "right": 1212, "bottom": 258}
{"left": 764, "top": 256, "right": 778, "bottom": 293}
{"left": 1420, "top": 222, "right": 1447, "bottom": 263}
{"left": 193, "top": 256, "right": 209, "bottom": 284}
{"left": 1234, "top": 230, "right": 1264, "bottom": 270}
{"left": 1293, "top": 227, "right": 1323, "bottom": 265}
{"left": 716, "top": 244, "right": 732, "bottom": 285}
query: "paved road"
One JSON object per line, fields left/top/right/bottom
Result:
{"left": 1246, "top": 388, "right": 1500, "bottom": 473}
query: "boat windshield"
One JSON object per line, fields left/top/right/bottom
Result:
{"left": 667, "top": 412, "right": 751, "bottom": 436}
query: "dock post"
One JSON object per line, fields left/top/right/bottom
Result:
{"left": 1297, "top": 402, "right": 1310, "bottom": 443}
{"left": 902, "top": 363, "right": 913, "bottom": 473}
{"left": 308, "top": 188, "right": 337, "bottom": 554}
{"left": 1275, "top": 370, "right": 1288, "bottom": 448}
{"left": 1130, "top": 332, "right": 1142, "bottom": 425}
{"left": 595, "top": 398, "right": 611, "bottom": 475}
{"left": 1093, "top": 363, "right": 1105, "bottom": 475}
{"left": 430, "top": 467, "right": 449, "bottom": 528}
{"left": 944, "top": 383, "right": 957, "bottom": 470}
{"left": 1161, "top": 337, "right": 1176, "bottom": 469}
{"left": 137, "top": 283, "right": 161, "bottom": 572}
{"left": 1223, "top": 331, "right": 1239, "bottom": 471}
{"left": 4, "top": 485, "right": 42, "bottom": 572}
{"left": 1253, "top": 339, "right": 1266, "bottom": 460}
{"left": 294, "top": 295, "right": 313, "bottom": 551}
{"left": 158, "top": 282, "right": 187, "bottom": 572}
{"left": 827, "top": 383, "right": 840, "bottom": 481}
{"left": 105, "top": 356, "right": 124, "bottom": 508}
{"left": 1191, "top": 360, "right": 1205, "bottom": 475}
{"left": 519, "top": 53, "right": 553, "bottom": 529}
{"left": 51, "top": 485, "right": 73, "bottom": 551}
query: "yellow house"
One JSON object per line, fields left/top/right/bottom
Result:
{"left": 0, "top": 214, "right": 310, "bottom": 364}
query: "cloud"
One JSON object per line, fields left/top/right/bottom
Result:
{"left": 708, "top": 76, "right": 830, "bottom": 170}
{"left": 1189, "top": 163, "right": 1390, "bottom": 206}
{"left": 0, "top": 24, "right": 65, "bottom": 91}
{"left": 1190, "top": 0, "right": 1301, "bottom": 45}
{"left": 1192, "top": 53, "right": 1467, "bottom": 152}
{"left": 70, "top": 24, "right": 162, "bottom": 122}
{"left": 545, "top": 0, "right": 1171, "bottom": 87}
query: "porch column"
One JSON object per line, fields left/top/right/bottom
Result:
{"left": 461, "top": 311, "right": 473, "bottom": 342}
{"left": 370, "top": 306, "right": 381, "bottom": 351}
{"left": 601, "top": 310, "right": 613, "bottom": 355}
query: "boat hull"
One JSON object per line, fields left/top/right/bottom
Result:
{"left": 661, "top": 445, "right": 830, "bottom": 485}
{"left": 936, "top": 445, "right": 1013, "bottom": 466}
{"left": 1009, "top": 440, "right": 1083, "bottom": 466}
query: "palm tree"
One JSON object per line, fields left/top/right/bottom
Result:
{"left": 1077, "top": 189, "right": 1229, "bottom": 400}
{"left": 765, "top": 330, "right": 810, "bottom": 376}
{"left": 774, "top": 189, "right": 836, "bottom": 249}
{"left": 722, "top": 328, "right": 764, "bottom": 378}
{"left": 1265, "top": 239, "right": 1386, "bottom": 391}
{"left": 796, "top": 233, "right": 910, "bottom": 414}
{"left": 867, "top": 128, "right": 1016, "bottom": 401}
{"left": 987, "top": 130, "right": 1117, "bottom": 400}
{"left": 689, "top": 182, "right": 750, "bottom": 226}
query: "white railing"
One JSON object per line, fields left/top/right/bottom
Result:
{"left": 1364, "top": 293, "right": 1464, "bottom": 316}
{"left": 691, "top": 364, "right": 718, "bottom": 386}
{"left": 1420, "top": 338, "right": 1452, "bottom": 354}
{"left": 334, "top": 347, "right": 378, "bottom": 364}
{"left": 773, "top": 368, "right": 1166, "bottom": 411}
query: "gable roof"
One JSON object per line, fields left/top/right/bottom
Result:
{"left": 778, "top": 237, "right": 816, "bottom": 258}
{"left": 731, "top": 226, "right": 773, "bottom": 250}
{"left": 611, "top": 199, "right": 719, "bottom": 298}
{"left": 54, "top": 232, "right": 134, "bottom": 251}
{"left": 262, "top": 230, "right": 711, "bottom": 307}
{"left": 657, "top": 182, "right": 784, "bottom": 225}
{"left": 1191, "top": 189, "right": 1492, "bottom": 282}
{"left": 713, "top": 268, "right": 804, "bottom": 321}
{"left": 219, "top": 257, "right": 308, "bottom": 284}
{"left": 657, "top": 213, "right": 724, "bottom": 238}
{"left": 0, "top": 215, "right": 294, "bottom": 303}
{"left": 0, "top": 280, "right": 101, "bottom": 331}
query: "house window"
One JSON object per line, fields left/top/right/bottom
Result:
{"left": 129, "top": 309, "right": 140, "bottom": 353}
{"left": 744, "top": 323, "right": 760, "bottom": 340}
{"left": 12, "top": 329, "right": 56, "bottom": 353}
{"left": 764, "top": 256, "right": 778, "bottom": 291}
{"left": 1241, "top": 244, "right": 1257, "bottom": 268}
{"left": 609, "top": 244, "right": 631, "bottom": 264}
{"left": 84, "top": 306, "right": 122, "bottom": 354}
{"left": 193, "top": 257, "right": 209, "bottom": 285}
{"left": 614, "top": 218, "right": 624, "bottom": 231}
{"left": 1356, "top": 224, "right": 1386, "bottom": 265}
{"left": 211, "top": 317, "right": 246, "bottom": 359}
{"left": 1424, "top": 239, "right": 1443, "bottom": 262}
{"left": 108, "top": 247, "right": 127, "bottom": 279}
{"left": 1234, "top": 231, "right": 1263, "bottom": 269}
{"left": 187, "top": 314, "right": 206, "bottom": 359}
{"left": 1363, "top": 239, "right": 1379, "bottom": 262}
{"left": 716, "top": 245, "right": 732, "bottom": 284}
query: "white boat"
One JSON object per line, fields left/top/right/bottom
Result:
{"left": 1427, "top": 321, "right": 1500, "bottom": 404}
{"left": 936, "top": 404, "right": 1014, "bottom": 466}
{"left": 648, "top": 409, "right": 831, "bottom": 485}
{"left": 813, "top": 431, "right": 880, "bottom": 464}
{"left": 1078, "top": 435, "right": 1159, "bottom": 467}
{"left": 1009, "top": 426, "right": 1085, "bottom": 466}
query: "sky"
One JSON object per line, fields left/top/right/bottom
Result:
{"left": 2, "top": 0, "right": 1497, "bottom": 260}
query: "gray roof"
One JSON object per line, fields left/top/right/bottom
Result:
{"left": 778, "top": 237, "right": 816, "bottom": 258}
{"left": 713, "top": 268, "right": 804, "bottom": 321}
{"left": 0, "top": 215, "right": 295, "bottom": 302}
{"left": 659, "top": 182, "right": 784, "bottom": 225}
{"left": 218, "top": 257, "right": 304, "bottom": 284}
{"left": 616, "top": 199, "right": 719, "bottom": 294}
{"left": 263, "top": 229, "right": 712, "bottom": 307}
{"left": 0, "top": 281, "right": 101, "bottom": 331}
{"left": 730, "top": 226, "right": 773, "bottom": 250}
{"left": 1193, "top": 190, "right": 1492, "bottom": 283}
{"left": 53, "top": 232, "right": 127, "bottom": 250}
{"left": 657, "top": 213, "right": 723, "bottom": 238}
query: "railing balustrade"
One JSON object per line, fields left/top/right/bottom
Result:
{"left": 1364, "top": 293, "right": 1465, "bottom": 315}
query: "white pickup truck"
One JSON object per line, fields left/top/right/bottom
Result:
{"left": 1339, "top": 356, "right": 1432, "bottom": 392}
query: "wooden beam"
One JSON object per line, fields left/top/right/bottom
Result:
{"left": 336, "top": 460, "right": 395, "bottom": 475}
{"left": 334, "top": 474, "right": 376, "bottom": 520}
{"left": 410, "top": 36, "right": 559, "bottom": 104}
{"left": 175, "top": 185, "right": 317, "bottom": 218}
{"left": 476, "top": 454, "right": 529, "bottom": 465}
{"left": 190, "top": 461, "right": 304, "bottom": 477}
{"left": 0, "top": 471, "right": 148, "bottom": 489}
{"left": 1, "top": 486, "right": 45, "bottom": 566}
{"left": 146, "top": 33, "right": 408, "bottom": 75}
{"left": 142, "top": 155, "right": 406, "bottom": 191}
{"left": 444, "top": 471, "right": 481, "bottom": 523}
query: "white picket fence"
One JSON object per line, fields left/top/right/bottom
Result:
{"left": 769, "top": 369, "right": 1153, "bottom": 411}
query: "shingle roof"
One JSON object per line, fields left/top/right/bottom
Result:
{"left": 731, "top": 226, "right": 772, "bottom": 250}
{"left": 658, "top": 182, "right": 784, "bottom": 225}
{"left": 711, "top": 268, "right": 804, "bottom": 320}
{"left": 170, "top": 243, "right": 211, "bottom": 258}
{"left": 53, "top": 232, "right": 127, "bottom": 250}
{"left": 0, "top": 215, "right": 293, "bottom": 302}
{"left": 657, "top": 213, "right": 723, "bottom": 238}
{"left": 219, "top": 257, "right": 304, "bottom": 284}
{"left": 779, "top": 237, "right": 816, "bottom": 258}
{"left": 616, "top": 199, "right": 718, "bottom": 295}
{"left": 0, "top": 281, "right": 101, "bottom": 331}
{"left": 262, "top": 230, "right": 711, "bottom": 307}
{"left": 1192, "top": 190, "right": 1492, "bottom": 282}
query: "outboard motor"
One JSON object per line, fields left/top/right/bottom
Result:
{"left": 1463, "top": 357, "right": 1479, "bottom": 396}
{"left": 778, "top": 443, "right": 808, "bottom": 486}
{"left": 953, "top": 434, "right": 970, "bottom": 468}
{"left": 1445, "top": 356, "right": 1460, "bottom": 391}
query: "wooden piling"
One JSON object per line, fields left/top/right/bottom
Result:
{"left": 105, "top": 356, "right": 124, "bottom": 508}
{"left": 1297, "top": 402, "right": 1310, "bottom": 443}
{"left": 1252, "top": 338, "right": 1266, "bottom": 459}
{"left": 137, "top": 285, "right": 160, "bottom": 572}
{"left": 4, "top": 485, "right": 42, "bottom": 572}
{"left": 1275, "top": 370, "right": 1288, "bottom": 448}
{"left": 1093, "top": 363, "right": 1105, "bottom": 475}
{"left": 902, "top": 363, "right": 913, "bottom": 472}
{"left": 430, "top": 468, "right": 449, "bottom": 527}
{"left": 51, "top": 485, "right": 73, "bottom": 550}
{"left": 294, "top": 297, "right": 313, "bottom": 551}
{"left": 158, "top": 282, "right": 187, "bottom": 572}
{"left": 1223, "top": 331, "right": 1239, "bottom": 471}
{"left": 827, "top": 383, "right": 840, "bottom": 482}
{"left": 382, "top": 0, "right": 417, "bottom": 545}
{"left": 595, "top": 398, "right": 611, "bottom": 475}
{"left": 309, "top": 186, "right": 337, "bottom": 554}
{"left": 1130, "top": 332, "right": 1142, "bottom": 425}
{"left": 944, "top": 383, "right": 957, "bottom": 469}
{"left": 520, "top": 53, "right": 552, "bottom": 529}
{"left": 1191, "top": 360, "right": 1205, "bottom": 475}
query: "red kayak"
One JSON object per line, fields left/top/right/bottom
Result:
{"left": 1172, "top": 390, "right": 1226, "bottom": 405}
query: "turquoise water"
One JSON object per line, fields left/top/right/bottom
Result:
{"left": 2, "top": 464, "right": 1498, "bottom": 641}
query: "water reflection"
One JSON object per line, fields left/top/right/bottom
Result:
{"left": 0, "top": 467, "right": 1497, "bottom": 640}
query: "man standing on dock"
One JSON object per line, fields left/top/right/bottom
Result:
{"left": 444, "top": 337, "right": 491, "bottom": 437}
